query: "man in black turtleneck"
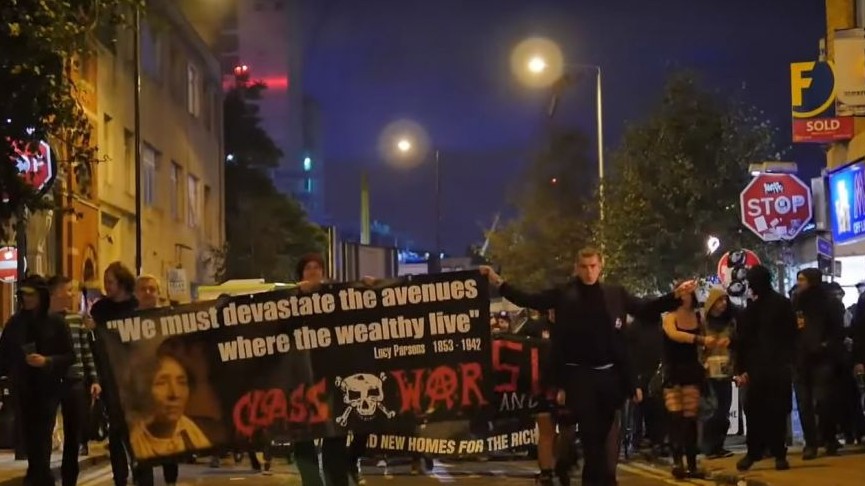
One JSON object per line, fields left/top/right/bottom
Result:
{"left": 481, "top": 247, "right": 694, "bottom": 486}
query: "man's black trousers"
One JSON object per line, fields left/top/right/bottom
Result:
{"left": 744, "top": 371, "right": 792, "bottom": 461}
{"left": 564, "top": 365, "right": 624, "bottom": 486}
{"left": 59, "top": 379, "right": 87, "bottom": 486}
{"left": 19, "top": 388, "right": 60, "bottom": 486}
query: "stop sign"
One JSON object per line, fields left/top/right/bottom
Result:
{"left": 740, "top": 173, "right": 813, "bottom": 241}
{"left": 0, "top": 246, "right": 25, "bottom": 283}
{"left": 3, "top": 140, "right": 55, "bottom": 202}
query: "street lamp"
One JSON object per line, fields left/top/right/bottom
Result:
{"left": 514, "top": 38, "right": 606, "bottom": 225}
{"left": 397, "top": 139, "right": 412, "bottom": 153}
{"left": 393, "top": 137, "right": 442, "bottom": 256}
{"left": 706, "top": 236, "right": 720, "bottom": 255}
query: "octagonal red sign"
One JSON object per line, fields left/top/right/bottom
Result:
{"left": 740, "top": 173, "right": 812, "bottom": 242}
{"left": 3, "top": 140, "right": 56, "bottom": 202}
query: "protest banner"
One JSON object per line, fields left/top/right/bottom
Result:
{"left": 92, "top": 271, "right": 491, "bottom": 464}
{"left": 363, "top": 334, "right": 553, "bottom": 457}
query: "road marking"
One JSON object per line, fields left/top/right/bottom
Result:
{"left": 619, "top": 462, "right": 715, "bottom": 486}
{"left": 76, "top": 465, "right": 113, "bottom": 486}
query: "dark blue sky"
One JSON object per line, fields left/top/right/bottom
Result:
{"left": 303, "top": 0, "right": 827, "bottom": 254}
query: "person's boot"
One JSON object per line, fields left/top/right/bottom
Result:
{"left": 775, "top": 457, "right": 790, "bottom": 470}
{"left": 736, "top": 456, "right": 755, "bottom": 472}
{"left": 536, "top": 469, "right": 554, "bottom": 486}
{"left": 802, "top": 446, "right": 818, "bottom": 460}
{"left": 554, "top": 459, "right": 571, "bottom": 486}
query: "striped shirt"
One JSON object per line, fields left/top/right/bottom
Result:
{"left": 60, "top": 312, "right": 99, "bottom": 383}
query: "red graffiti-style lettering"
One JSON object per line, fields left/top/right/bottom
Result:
{"left": 426, "top": 366, "right": 459, "bottom": 409}
{"left": 390, "top": 362, "right": 488, "bottom": 414}
{"left": 459, "top": 362, "right": 487, "bottom": 406}
{"left": 492, "top": 339, "right": 522, "bottom": 393}
{"left": 232, "top": 379, "right": 330, "bottom": 437}
{"left": 391, "top": 369, "right": 426, "bottom": 412}
{"left": 530, "top": 347, "right": 541, "bottom": 395}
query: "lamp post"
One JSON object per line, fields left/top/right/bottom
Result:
{"left": 133, "top": 5, "right": 143, "bottom": 275}
{"left": 395, "top": 138, "right": 441, "bottom": 258}
{"left": 533, "top": 60, "right": 605, "bottom": 223}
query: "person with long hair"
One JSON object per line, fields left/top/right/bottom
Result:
{"left": 661, "top": 287, "right": 719, "bottom": 479}
{"left": 89, "top": 261, "right": 140, "bottom": 486}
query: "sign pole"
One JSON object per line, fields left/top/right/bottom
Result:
{"left": 15, "top": 207, "right": 26, "bottom": 284}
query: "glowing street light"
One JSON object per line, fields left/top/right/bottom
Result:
{"left": 527, "top": 56, "right": 547, "bottom": 74}
{"left": 397, "top": 139, "right": 412, "bottom": 153}
{"left": 706, "top": 236, "right": 721, "bottom": 255}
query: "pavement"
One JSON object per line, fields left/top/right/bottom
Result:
{"left": 52, "top": 458, "right": 694, "bottom": 486}
{"left": 0, "top": 443, "right": 108, "bottom": 486}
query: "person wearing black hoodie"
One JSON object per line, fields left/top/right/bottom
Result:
{"left": 791, "top": 268, "right": 844, "bottom": 459}
{"left": 0, "top": 275, "right": 75, "bottom": 485}
{"left": 734, "top": 265, "right": 797, "bottom": 472}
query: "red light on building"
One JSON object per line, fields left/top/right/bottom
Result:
{"left": 550, "top": 177, "right": 558, "bottom": 184}
{"left": 234, "top": 64, "right": 249, "bottom": 76}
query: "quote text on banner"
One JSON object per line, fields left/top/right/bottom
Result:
{"left": 94, "top": 271, "right": 491, "bottom": 463}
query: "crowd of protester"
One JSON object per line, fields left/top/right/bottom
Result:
{"left": 1, "top": 248, "right": 864, "bottom": 486}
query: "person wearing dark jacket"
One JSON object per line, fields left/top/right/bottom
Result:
{"left": 734, "top": 265, "right": 796, "bottom": 472}
{"left": 89, "top": 262, "right": 139, "bottom": 486}
{"left": 791, "top": 269, "right": 844, "bottom": 459}
{"left": 291, "top": 253, "right": 350, "bottom": 486}
{"left": 480, "top": 248, "right": 694, "bottom": 486}
{"left": 0, "top": 275, "right": 75, "bottom": 485}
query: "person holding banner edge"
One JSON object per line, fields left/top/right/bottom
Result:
{"left": 88, "top": 261, "right": 141, "bottom": 486}
{"left": 291, "top": 253, "right": 352, "bottom": 486}
{"left": 479, "top": 247, "right": 695, "bottom": 486}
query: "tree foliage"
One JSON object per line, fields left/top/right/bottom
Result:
{"left": 486, "top": 131, "right": 596, "bottom": 289}
{"left": 599, "top": 71, "right": 777, "bottom": 292}
{"left": 0, "top": 0, "right": 139, "bottom": 240}
{"left": 217, "top": 82, "right": 326, "bottom": 282}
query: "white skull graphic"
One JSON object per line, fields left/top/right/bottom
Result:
{"left": 334, "top": 372, "right": 395, "bottom": 426}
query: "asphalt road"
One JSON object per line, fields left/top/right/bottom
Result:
{"left": 72, "top": 458, "right": 714, "bottom": 486}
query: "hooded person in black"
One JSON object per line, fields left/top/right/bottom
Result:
{"left": 734, "top": 265, "right": 796, "bottom": 472}
{"left": 792, "top": 268, "right": 844, "bottom": 459}
{"left": 0, "top": 275, "right": 75, "bottom": 485}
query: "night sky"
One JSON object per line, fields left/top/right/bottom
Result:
{"left": 303, "top": 0, "right": 827, "bottom": 254}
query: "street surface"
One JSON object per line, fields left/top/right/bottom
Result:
{"left": 72, "top": 459, "right": 698, "bottom": 486}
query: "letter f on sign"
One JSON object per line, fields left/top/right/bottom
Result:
{"left": 791, "top": 61, "right": 815, "bottom": 109}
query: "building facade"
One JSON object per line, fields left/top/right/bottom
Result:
{"left": 94, "top": 0, "right": 225, "bottom": 300}
{"left": 215, "top": 0, "right": 325, "bottom": 222}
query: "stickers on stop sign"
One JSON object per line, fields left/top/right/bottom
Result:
{"left": 740, "top": 174, "right": 813, "bottom": 242}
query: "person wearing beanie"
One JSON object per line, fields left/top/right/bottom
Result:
{"left": 0, "top": 275, "right": 75, "bottom": 485}
{"left": 700, "top": 286, "right": 737, "bottom": 459}
{"left": 734, "top": 265, "right": 796, "bottom": 472}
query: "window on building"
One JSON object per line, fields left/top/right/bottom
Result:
{"left": 170, "top": 161, "right": 182, "bottom": 220}
{"left": 142, "top": 144, "right": 158, "bottom": 206}
{"left": 203, "top": 185, "right": 212, "bottom": 238}
{"left": 306, "top": 178, "right": 314, "bottom": 193}
{"left": 303, "top": 156, "right": 312, "bottom": 172}
{"left": 140, "top": 20, "right": 162, "bottom": 79}
{"left": 123, "top": 129, "right": 134, "bottom": 194}
{"left": 187, "top": 64, "right": 200, "bottom": 117}
{"left": 102, "top": 114, "right": 113, "bottom": 186}
{"left": 187, "top": 174, "right": 199, "bottom": 227}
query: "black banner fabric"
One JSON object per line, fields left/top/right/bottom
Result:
{"left": 94, "top": 271, "right": 491, "bottom": 463}
{"left": 363, "top": 334, "right": 553, "bottom": 457}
